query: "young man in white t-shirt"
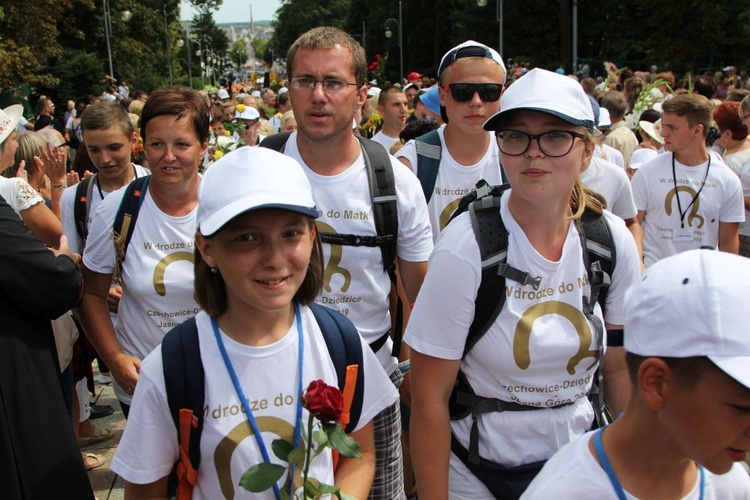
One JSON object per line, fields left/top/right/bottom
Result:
{"left": 632, "top": 94, "right": 744, "bottom": 267}
{"left": 274, "top": 27, "right": 433, "bottom": 500}
{"left": 524, "top": 250, "right": 750, "bottom": 499}
{"left": 59, "top": 101, "right": 149, "bottom": 455}
{"left": 396, "top": 41, "right": 505, "bottom": 242}
{"left": 371, "top": 86, "right": 408, "bottom": 153}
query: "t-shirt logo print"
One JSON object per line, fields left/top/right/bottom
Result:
{"left": 153, "top": 251, "right": 194, "bottom": 296}
{"left": 513, "top": 301, "right": 598, "bottom": 374}
{"left": 664, "top": 186, "right": 705, "bottom": 229}
{"left": 315, "top": 221, "right": 352, "bottom": 293}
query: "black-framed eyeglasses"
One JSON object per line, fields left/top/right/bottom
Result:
{"left": 496, "top": 129, "right": 586, "bottom": 157}
{"left": 290, "top": 77, "right": 359, "bottom": 93}
{"left": 443, "top": 83, "right": 502, "bottom": 103}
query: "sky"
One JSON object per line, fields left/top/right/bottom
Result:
{"left": 179, "top": 0, "right": 281, "bottom": 23}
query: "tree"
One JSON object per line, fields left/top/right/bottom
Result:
{"left": 229, "top": 40, "right": 249, "bottom": 69}
{"left": 271, "top": 0, "right": 349, "bottom": 59}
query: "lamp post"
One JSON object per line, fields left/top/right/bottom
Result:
{"left": 163, "top": 9, "right": 173, "bottom": 85}
{"left": 195, "top": 39, "right": 205, "bottom": 90}
{"left": 477, "top": 0, "right": 503, "bottom": 56}
{"left": 103, "top": 1, "right": 132, "bottom": 79}
{"left": 384, "top": 1, "right": 403, "bottom": 85}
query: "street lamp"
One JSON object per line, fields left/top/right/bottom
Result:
{"left": 163, "top": 9, "right": 173, "bottom": 85}
{"left": 195, "top": 39, "right": 205, "bottom": 90}
{"left": 103, "top": 0, "right": 133, "bottom": 79}
{"left": 384, "top": 1, "right": 403, "bottom": 85}
{"left": 477, "top": 0, "right": 503, "bottom": 56}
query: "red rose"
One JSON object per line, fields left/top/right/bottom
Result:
{"left": 375, "top": 54, "right": 381, "bottom": 61}
{"left": 369, "top": 61, "right": 379, "bottom": 71}
{"left": 302, "top": 380, "right": 343, "bottom": 423}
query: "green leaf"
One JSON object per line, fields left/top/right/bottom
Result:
{"left": 271, "top": 439, "right": 294, "bottom": 462}
{"left": 313, "top": 428, "right": 329, "bottom": 447}
{"left": 315, "top": 482, "right": 341, "bottom": 495}
{"left": 288, "top": 445, "right": 305, "bottom": 465}
{"left": 238, "top": 463, "right": 286, "bottom": 493}
{"left": 280, "top": 490, "right": 291, "bottom": 500}
{"left": 326, "top": 424, "right": 361, "bottom": 459}
{"left": 339, "top": 491, "right": 358, "bottom": 500}
{"left": 304, "top": 479, "right": 322, "bottom": 496}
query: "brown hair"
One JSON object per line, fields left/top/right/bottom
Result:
{"left": 378, "top": 85, "right": 405, "bottom": 107}
{"left": 81, "top": 101, "right": 135, "bottom": 138}
{"left": 662, "top": 93, "right": 712, "bottom": 138}
{"left": 140, "top": 86, "right": 209, "bottom": 145}
{"left": 713, "top": 101, "right": 748, "bottom": 141}
{"left": 286, "top": 27, "right": 367, "bottom": 87}
{"left": 625, "top": 352, "right": 715, "bottom": 388}
{"left": 571, "top": 129, "right": 604, "bottom": 219}
{"left": 194, "top": 220, "right": 324, "bottom": 316}
{"left": 740, "top": 95, "right": 750, "bottom": 122}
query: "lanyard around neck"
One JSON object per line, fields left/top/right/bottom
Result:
{"left": 594, "top": 427, "right": 705, "bottom": 500}
{"left": 671, "top": 153, "right": 711, "bottom": 229}
{"left": 212, "top": 303, "right": 305, "bottom": 500}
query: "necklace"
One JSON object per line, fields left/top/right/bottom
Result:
{"left": 212, "top": 303, "right": 305, "bottom": 500}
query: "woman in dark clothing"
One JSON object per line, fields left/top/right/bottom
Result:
{"left": 0, "top": 194, "right": 93, "bottom": 499}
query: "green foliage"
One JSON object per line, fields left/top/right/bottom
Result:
{"left": 238, "top": 463, "right": 286, "bottom": 493}
{"left": 229, "top": 40, "right": 249, "bottom": 68}
{"left": 271, "top": 0, "right": 350, "bottom": 60}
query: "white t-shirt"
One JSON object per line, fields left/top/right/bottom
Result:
{"left": 61, "top": 165, "right": 150, "bottom": 254}
{"left": 371, "top": 131, "right": 400, "bottom": 154}
{"left": 632, "top": 152, "right": 745, "bottom": 266}
{"left": 597, "top": 144, "right": 625, "bottom": 169}
{"left": 283, "top": 133, "right": 433, "bottom": 374}
{"left": 724, "top": 147, "right": 750, "bottom": 177}
{"left": 82, "top": 183, "right": 199, "bottom": 404}
{"left": 0, "top": 176, "right": 43, "bottom": 216}
{"left": 111, "top": 308, "right": 399, "bottom": 499}
{"left": 739, "top": 160, "right": 750, "bottom": 237}
{"left": 522, "top": 429, "right": 750, "bottom": 499}
{"left": 395, "top": 126, "right": 503, "bottom": 242}
{"left": 581, "top": 157, "right": 637, "bottom": 220}
{"left": 404, "top": 193, "right": 641, "bottom": 498}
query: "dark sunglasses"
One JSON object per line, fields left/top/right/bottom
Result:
{"left": 444, "top": 83, "right": 502, "bottom": 103}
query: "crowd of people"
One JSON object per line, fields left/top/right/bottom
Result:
{"left": 2, "top": 25, "right": 750, "bottom": 500}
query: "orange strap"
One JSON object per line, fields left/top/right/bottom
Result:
{"left": 333, "top": 364, "right": 359, "bottom": 470}
{"left": 176, "top": 409, "right": 199, "bottom": 500}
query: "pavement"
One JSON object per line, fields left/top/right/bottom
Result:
{"left": 83, "top": 372, "right": 126, "bottom": 500}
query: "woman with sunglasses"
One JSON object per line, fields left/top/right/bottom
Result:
{"left": 406, "top": 69, "right": 641, "bottom": 499}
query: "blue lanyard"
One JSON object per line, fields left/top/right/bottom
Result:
{"left": 211, "top": 303, "right": 305, "bottom": 500}
{"left": 594, "top": 428, "right": 705, "bottom": 499}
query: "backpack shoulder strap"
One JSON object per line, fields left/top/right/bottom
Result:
{"left": 73, "top": 175, "right": 96, "bottom": 242}
{"left": 579, "top": 209, "right": 616, "bottom": 317}
{"left": 259, "top": 132, "right": 292, "bottom": 153}
{"left": 112, "top": 175, "right": 150, "bottom": 282}
{"left": 356, "top": 135, "right": 398, "bottom": 272}
{"left": 310, "top": 303, "right": 365, "bottom": 434}
{"left": 162, "top": 317, "right": 204, "bottom": 499}
{"left": 414, "top": 129, "right": 442, "bottom": 204}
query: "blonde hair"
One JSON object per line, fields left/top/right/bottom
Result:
{"left": 569, "top": 129, "right": 604, "bottom": 219}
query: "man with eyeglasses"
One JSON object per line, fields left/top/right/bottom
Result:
{"left": 264, "top": 26, "right": 433, "bottom": 500}
{"left": 396, "top": 41, "right": 506, "bottom": 242}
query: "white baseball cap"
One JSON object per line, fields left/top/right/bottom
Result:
{"left": 251, "top": 90, "right": 261, "bottom": 99}
{"left": 624, "top": 249, "right": 750, "bottom": 389}
{"left": 438, "top": 40, "right": 505, "bottom": 81}
{"left": 598, "top": 108, "right": 612, "bottom": 127}
{"left": 235, "top": 106, "right": 260, "bottom": 122}
{"left": 485, "top": 68, "right": 595, "bottom": 132}
{"left": 277, "top": 87, "right": 289, "bottom": 95}
{"left": 367, "top": 86, "right": 382, "bottom": 97}
{"left": 217, "top": 88, "right": 230, "bottom": 100}
{"left": 198, "top": 147, "right": 318, "bottom": 238}
{"left": 628, "top": 148, "right": 658, "bottom": 170}
{"left": 0, "top": 105, "right": 23, "bottom": 146}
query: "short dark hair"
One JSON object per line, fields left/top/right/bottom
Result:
{"left": 400, "top": 117, "right": 439, "bottom": 143}
{"left": 625, "top": 352, "right": 715, "bottom": 388}
{"left": 378, "top": 86, "right": 404, "bottom": 107}
{"left": 140, "top": 86, "right": 209, "bottom": 145}
{"left": 287, "top": 27, "right": 366, "bottom": 87}
{"left": 81, "top": 101, "right": 135, "bottom": 138}
{"left": 692, "top": 75, "right": 716, "bottom": 100}
{"left": 194, "top": 221, "right": 324, "bottom": 316}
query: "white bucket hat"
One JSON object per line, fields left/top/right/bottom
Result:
{"left": 0, "top": 105, "right": 23, "bottom": 146}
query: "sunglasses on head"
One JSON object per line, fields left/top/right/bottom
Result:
{"left": 443, "top": 83, "right": 502, "bottom": 103}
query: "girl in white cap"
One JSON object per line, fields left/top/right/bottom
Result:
{"left": 112, "top": 147, "right": 397, "bottom": 499}
{"left": 406, "top": 69, "right": 641, "bottom": 499}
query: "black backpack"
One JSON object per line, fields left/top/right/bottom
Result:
{"left": 162, "top": 304, "right": 366, "bottom": 498}
{"left": 111, "top": 175, "right": 150, "bottom": 282}
{"left": 445, "top": 181, "right": 617, "bottom": 486}
{"left": 413, "top": 129, "right": 508, "bottom": 204}
{"left": 260, "top": 133, "right": 405, "bottom": 356}
{"left": 73, "top": 174, "right": 98, "bottom": 242}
